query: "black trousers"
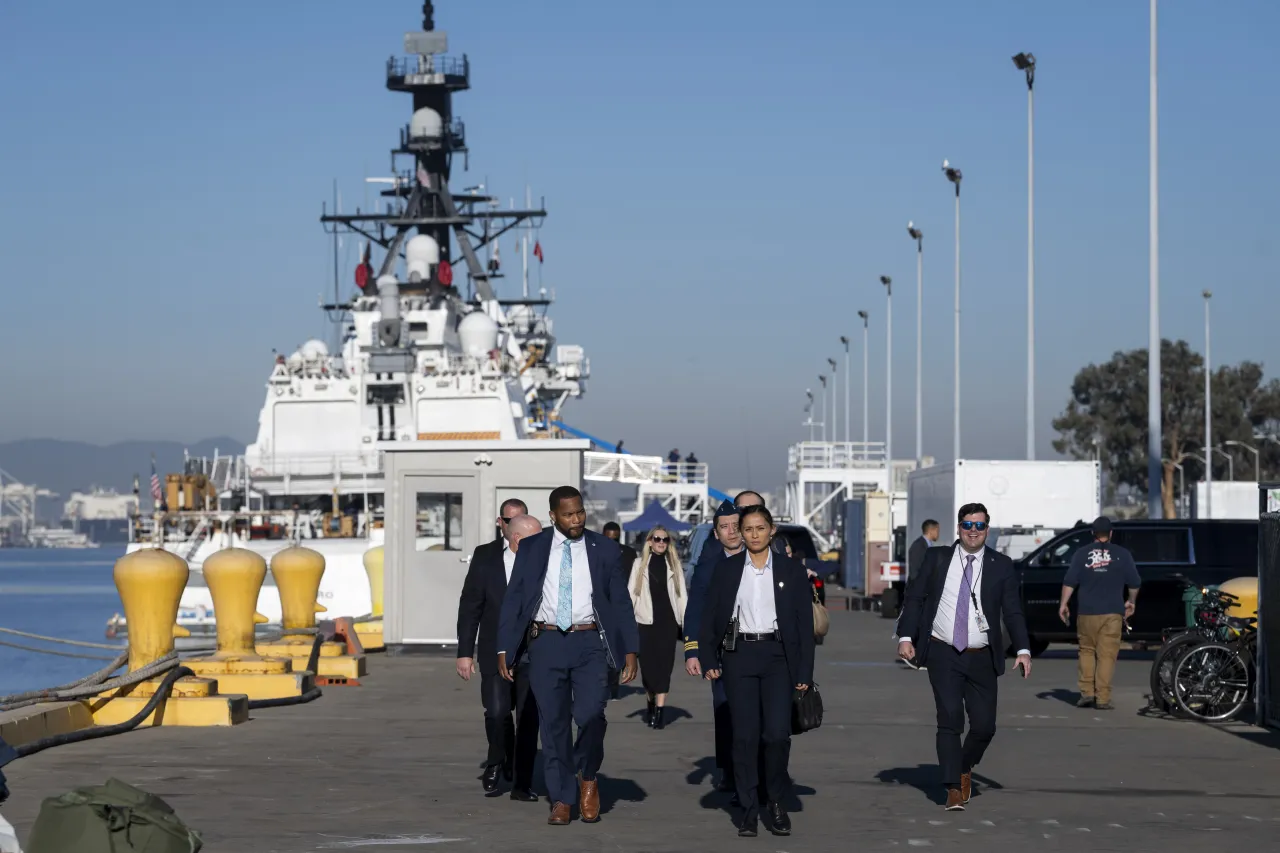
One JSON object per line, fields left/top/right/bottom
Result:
{"left": 925, "top": 643, "right": 998, "bottom": 787}
{"left": 480, "top": 667, "right": 538, "bottom": 789}
{"left": 722, "top": 639, "right": 792, "bottom": 819}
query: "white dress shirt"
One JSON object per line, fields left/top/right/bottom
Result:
{"left": 535, "top": 528, "right": 594, "bottom": 624}
{"left": 734, "top": 550, "right": 779, "bottom": 633}
{"left": 503, "top": 542, "right": 516, "bottom": 584}
{"left": 931, "top": 546, "right": 989, "bottom": 649}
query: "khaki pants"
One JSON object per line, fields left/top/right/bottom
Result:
{"left": 1077, "top": 614, "right": 1123, "bottom": 704}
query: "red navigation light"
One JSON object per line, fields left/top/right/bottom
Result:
{"left": 355, "top": 262, "right": 372, "bottom": 290}
{"left": 437, "top": 260, "right": 453, "bottom": 286}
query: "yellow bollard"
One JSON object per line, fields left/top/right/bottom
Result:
{"left": 1218, "top": 576, "right": 1259, "bottom": 619}
{"left": 113, "top": 548, "right": 188, "bottom": 673}
{"left": 363, "top": 545, "right": 385, "bottom": 618}
{"left": 272, "top": 546, "right": 326, "bottom": 633}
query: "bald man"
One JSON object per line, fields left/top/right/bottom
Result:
{"left": 458, "top": 513, "right": 543, "bottom": 801}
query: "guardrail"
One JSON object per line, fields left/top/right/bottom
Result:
{"left": 789, "top": 441, "right": 887, "bottom": 470}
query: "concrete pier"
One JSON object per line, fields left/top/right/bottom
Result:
{"left": 4, "top": 610, "right": 1280, "bottom": 850}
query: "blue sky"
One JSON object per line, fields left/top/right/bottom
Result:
{"left": 1, "top": 0, "right": 1276, "bottom": 493}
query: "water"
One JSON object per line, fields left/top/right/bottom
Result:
{"left": 0, "top": 546, "right": 128, "bottom": 696}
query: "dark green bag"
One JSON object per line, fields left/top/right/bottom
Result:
{"left": 26, "top": 777, "right": 202, "bottom": 853}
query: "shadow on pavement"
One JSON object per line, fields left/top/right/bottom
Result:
{"left": 596, "top": 773, "right": 647, "bottom": 814}
{"left": 623, "top": 705, "right": 692, "bottom": 725}
{"left": 1036, "top": 688, "right": 1085, "bottom": 707}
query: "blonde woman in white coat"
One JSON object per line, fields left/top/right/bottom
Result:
{"left": 629, "top": 525, "right": 687, "bottom": 729}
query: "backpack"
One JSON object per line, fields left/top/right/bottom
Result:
{"left": 26, "top": 778, "right": 202, "bottom": 853}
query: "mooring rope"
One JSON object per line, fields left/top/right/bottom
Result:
{"left": 0, "top": 626, "right": 123, "bottom": 650}
{"left": 0, "top": 638, "right": 119, "bottom": 662}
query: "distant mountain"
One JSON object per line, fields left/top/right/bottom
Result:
{"left": 0, "top": 438, "right": 246, "bottom": 519}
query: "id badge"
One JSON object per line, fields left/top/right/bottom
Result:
{"left": 975, "top": 610, "right": 990, "bottom": 633}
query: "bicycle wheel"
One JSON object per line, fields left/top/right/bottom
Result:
{"left": 1172, "top": 642, "right": 1252, "bottom": 723}
{"left": 1149, "top": 632, "right": 1204, "bottom": 714}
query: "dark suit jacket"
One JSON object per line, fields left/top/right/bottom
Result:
{"left": 697, "top": 551, "right": 816, "bottom": 688}
{"left": 907, "top": 535, "right": 931, "bottom": 582}
{"left": 456, "top": 539, "right": 509, "bottom": 675}
{"left": 683, "top": 536, "right": 732, "bottom": 661}
{"left": 497, "top": 528, "right": 640, "bottom": 670}
{"left": 896, "top": 542, "right": 1031, "bottom": 676}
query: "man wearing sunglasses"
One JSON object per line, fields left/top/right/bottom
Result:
{"left": 456, "top": 499, "right": 540, "bottom": 800}
{"left": 895, "top": 502, "right": 1032, "bottom": 812}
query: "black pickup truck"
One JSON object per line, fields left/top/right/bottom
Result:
{"left": 1016, "top": 519, "right": 1258, "bottom": 656}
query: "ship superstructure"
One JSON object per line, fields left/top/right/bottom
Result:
{"left": 122, "top": 2, "right": 589, "bottom": 630}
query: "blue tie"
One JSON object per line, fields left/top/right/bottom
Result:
{"left": 556, "top": 539, "right": 573, "bottom": 631}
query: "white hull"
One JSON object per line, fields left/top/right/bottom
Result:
{"left": 124, "top": 530, "right": 382, "bottom": 629}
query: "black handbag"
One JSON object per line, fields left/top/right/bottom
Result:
{"left": 791, "top": 684, "right": 823, "bottom": 734}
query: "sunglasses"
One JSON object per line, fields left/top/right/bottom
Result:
{"left": 650, "top": 536, "right": 669, "bottom": 544}
{"left": 960, "top": 521, "right": 988, "bottom": 531}
{"left": 500, "top": 516, "right": 520, "bottom": 524}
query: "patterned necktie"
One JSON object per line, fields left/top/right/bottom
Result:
{"left": 953, "top": 554, "right": 975, "bottom": 651}
{"left": 556, "top": 539, "right": 574, "bottom": 631}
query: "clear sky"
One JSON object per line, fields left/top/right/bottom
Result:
{"left": 1, "top": 0, "right": 1276, "bottom": 493}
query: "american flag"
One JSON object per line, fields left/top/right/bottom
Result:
{"left": 150, "top": 456, "right": 162, "bottom": 506}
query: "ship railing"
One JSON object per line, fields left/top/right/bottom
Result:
{"left": 583, "top": 452, "right": 664, "bottom": 485}
{"left": 400, "top": 119, "right": 466, "bottom": 150}
{"left": 386, "top": 54, "right": 469, "bottom": 83}
{"left": 245, "top": 452, "right": 382, "bottom": 479}
{"left": 788, "top": 441, "right": 888, "bottom": 470}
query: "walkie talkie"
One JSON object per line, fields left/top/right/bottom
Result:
{"left": 723, "top": 607, "right": 741, "bottom": 652}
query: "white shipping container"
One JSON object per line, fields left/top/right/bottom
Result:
{"left": 1191, "top": 480, "right": 1259, "bottom": 520}
{"left": 907, "top": 460, "right": 1101, "bottom": 549}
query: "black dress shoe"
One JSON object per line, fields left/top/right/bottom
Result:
{"left": 739, "top": 814, "right": 758, "bottom": 837}
{"left": 645, "top": 699, "right": 655, "bottom": 726}
{"left": 510, "top": 787, "right": 539, "bottom": 802}
{"left": 481, "top": 764, "right": 501, "bottom": 794}
{"left": 652, "top": 706, "right": 666, "bottom": 730}
{"left": 767, "top": 802, "right": 791, "bottom": 836}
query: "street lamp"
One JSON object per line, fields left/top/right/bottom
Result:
{"left": 827, "top": 357, "right": 839, "bottom": 447}
{"left": 1225, "top": 440, "right": 1260, "bottom": 482}
{"left": 840, "top": 336, "right": 851, "bottom": 444}
{"left": 1147, "top": 0, "right": 1162, "bottom": 518}
{"left": 942, "top": 159, "right": 963, "bottom": 461}
{"left": 858, "top": 310, "right": 870, "bottom": 457}
{"left": 907, "top": 222, "right": 923, "bottom": 466}
{"left": 881, "top": 276, "right": 893, "bottom": 479}
{"left": 1013, "top": 51, "right": 1036, "bottom": 461}
{"left": 818, "top": 375, "right": 827, "bottom": 442}
{"left": 805, "top": 389, "right": 815, "bottom": 441}
{"left": 1212, "top": 446, "right": 1234, "bottom": 482}
{"left": 1203, "top": 289, "right": 1212, "bottom": 515}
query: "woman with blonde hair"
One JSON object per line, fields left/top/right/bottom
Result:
{"left": 628, "top": 525, "right": 687, "bottom": 729}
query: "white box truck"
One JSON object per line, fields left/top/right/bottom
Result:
{"left": 1191, "top": 481, "right": 1259, "bottom": 520}
{"left": 907, "top": 460, "right": 1101, "bottom": 563}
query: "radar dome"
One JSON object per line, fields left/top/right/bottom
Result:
{"left": 405, "top": 235, "right": 440, "bottom": 282}
{"left": 299, "top": 339, "right": 329, "bottom": 361}
{"left": 458, "top": 311, "right": 500, "bottom": 358}
{"left": 409, "top": 107, "right": 444, "bottom": 140}
{"left": 286, "top": 351, "right": 304, "bottom": 371}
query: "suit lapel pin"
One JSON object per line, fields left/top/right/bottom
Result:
{"left": 778, "top": 581, "right": 785, "bottom": 588}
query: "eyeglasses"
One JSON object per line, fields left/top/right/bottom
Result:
{"left": 960, "top": 521, "right": 988, "bottom": 531}
{"left": 651, "top": 536, "right": 669, "bottom": 544}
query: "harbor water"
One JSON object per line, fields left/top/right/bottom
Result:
{"left": 0, "top": 546, "right": 127, "bottom": 696}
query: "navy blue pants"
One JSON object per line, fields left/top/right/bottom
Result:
{"left": 722, "top": 640, "right": 793, "bottom": 819}
{"left": 527, "top": 629, "right": 610, "bottom": 806}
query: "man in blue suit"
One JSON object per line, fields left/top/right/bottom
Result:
{"left": 498, "top": 486, "right": 639, "bottom": 826}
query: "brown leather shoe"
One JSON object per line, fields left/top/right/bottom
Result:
{"left": 945, "top": 788, "right": 965, "bottom": 811}
{"left": 960, "top": 772, "right": 972, "bottom": 804}
{"left": 579, "top": 775, "right": 601, "bottom": 823}
{"left": 548, "top": 802, "right": 571, "bottom": 825}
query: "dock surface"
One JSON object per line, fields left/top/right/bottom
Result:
{"left": 5, "top": 611, "right": 1280, "bottom": 851}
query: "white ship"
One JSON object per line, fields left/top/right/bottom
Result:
{"left": 118, "top": 2, "right": 588, "bottom": 635}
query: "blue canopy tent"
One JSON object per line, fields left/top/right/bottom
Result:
{"left": 623, "top": 500, "right": 691, "bottom": 533}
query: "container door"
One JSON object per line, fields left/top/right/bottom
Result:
{"left": 398, "top": 473, "right": 480, "bottom": 644}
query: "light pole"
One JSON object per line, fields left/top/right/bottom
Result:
{"left": 818, "top": 375, "right": 827, "bottom": 442}
{"left": 805, "top": 390, "right": 815, "bottom": 441}
{"left": 840, "top": 336, "right": 851, "bottom": 444}
{"left": 1211, "top": 446, "right": 1234, "bottom": 482}
{"left": 907, "top": 222, "right": 923, "bottom": 466}
{"left": 943, "top": 160, "right": 963, "bottom": 462}
{"left": 881, "top": 276, "right": 893, "bottom": 482}
{"left": 827, "top": 358, "right": 839, "bottom": 447}
{"left": 1225, "top": 440, "right": 1260, "bottom": 482}
{"left": 1013, "top": 51, "right": 1036, "bottom": 461}
{"left": 1147, "top": 0, "right": 1162, "bottom": 518}
{"left": 858, "top": 310, "right": 869, "bottom": 457}
{"left": 1203, "top": 289, "right": 1212, "bottom": 516}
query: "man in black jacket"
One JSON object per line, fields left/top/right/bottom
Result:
{"left": 895, "top": 503, "right": 1032, "bottom": 812}
{"left": 456, "top": 501, "right": 541, "bottom": 801}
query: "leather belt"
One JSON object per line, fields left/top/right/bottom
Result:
{"left": 739, "top": 631, "right": 780, "bottom": 642}
{"left": 932, "top": 635, "right": 988, "bottom": 654}
{"left": 535, "top": 622, "right": 598, "bottom": 633}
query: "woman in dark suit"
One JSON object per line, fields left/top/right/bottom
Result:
{"left": 698, "top": 505, "right": 814, "bottom": 838}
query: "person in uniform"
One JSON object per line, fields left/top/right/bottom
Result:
{"left": 700, "top": 504, "right": 815, "bottom": 837}
{"left": 456, "top": 508, "right": 542, "bottom": 800}
{"left": 497, "top": 486, "right": 639, "bottom": 826}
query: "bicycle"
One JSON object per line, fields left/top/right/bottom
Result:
{"left": 1172, "top": 614, "right": 1257, "bottom": 723}
{"left": 1147, "top": 586, "right": 1239, "bottom": 715}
